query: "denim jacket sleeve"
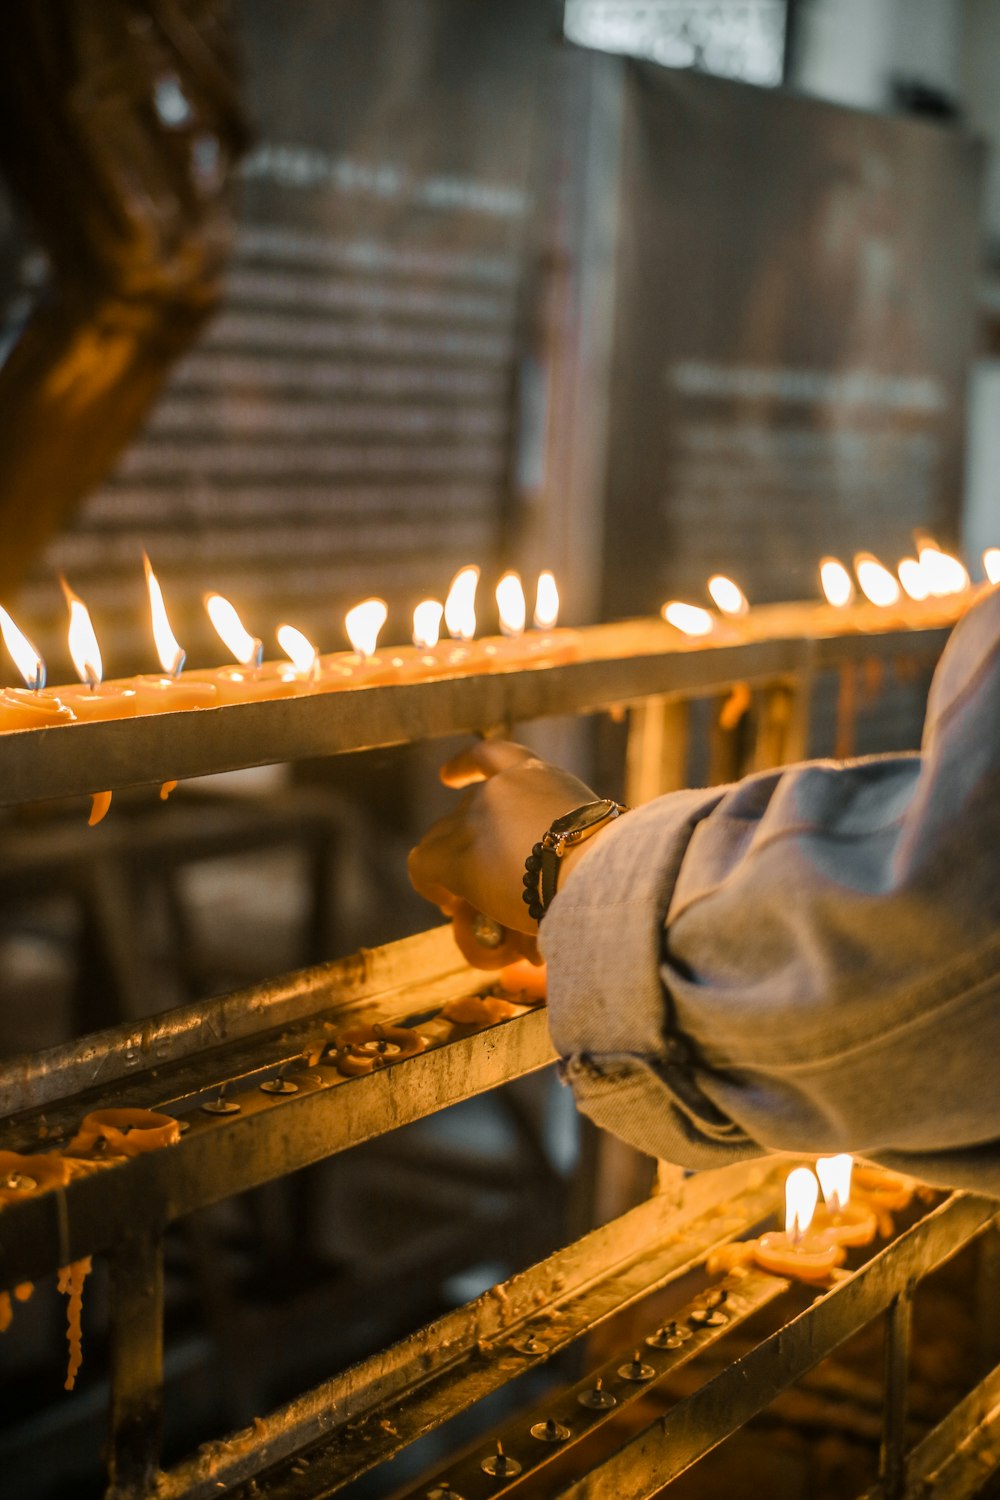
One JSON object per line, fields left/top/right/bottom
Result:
{"left": 541, "top": 586, "right": 1000, "bottom": 1195}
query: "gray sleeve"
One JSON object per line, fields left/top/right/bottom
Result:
{"left": 541, "top": 588, "right": 1000, "bottom": 1190}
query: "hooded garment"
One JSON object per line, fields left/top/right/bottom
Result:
{"left": 543, "top": 585, "right": 1000, "bottom": 1196}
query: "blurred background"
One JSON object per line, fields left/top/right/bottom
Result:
{"left": 0, "top": 2, "right": 997, "bottom": 1495}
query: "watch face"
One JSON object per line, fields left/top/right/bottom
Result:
{"left": 550, "top": 800, "right": 614, "bottom": 836}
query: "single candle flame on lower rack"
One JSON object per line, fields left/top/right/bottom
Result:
{"left": 0, "top": 604, "right": 46, "bottom": 691}
{"left": 444, "top": 565, "right": 479, "bottom": 642}
{"left": 205, "top": 593, "right": 262, "bottom": 668}
{"left": 533, "top": 571, "right": 559, "bottom": 630}
{"left": 496, "top": 572, "right": 526, "bottom": 637}
{"left": 983, "top": 548, "right": 1000, "bottom": 586}
{"left": 854, "top": 554, "right": 901, "bottom": 608}
{"left": 820, "top": 557, "right": 854, "bottom": 607}
{"left": 816, "top": 1153, "right": 853, "bottom": 1215}
{"left": 897, "top": 557, "right": 930, "bottom": 601}
{"left": 412, "top": 599, "right": 444, "bottom": 649}
{"left": 345, "top": 598, "right": 388, "bottom": 660}
{"left": 144, "top": 553, "right": 185, "bottom": 676}
{"left": 707, "top": 574, "right": 749, "bottom": 616}
{"left": 661, "top": 601, "right": 714, "bottom": 637}
{"left": 784, "top": 1166, "right": 819, "bottom": 1242}
{"left": 277, "top": 623, "right": 318, "bottom": 678}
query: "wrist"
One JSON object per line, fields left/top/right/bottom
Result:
{"left": 521, "top": 799, "right": 627, "bottom": 924}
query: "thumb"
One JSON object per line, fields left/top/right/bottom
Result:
{"left": 439, "top": 739, "right": 537, "bottom": 788}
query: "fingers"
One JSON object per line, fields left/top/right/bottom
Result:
{"left": 439, "top": 739, "right": 536, "bottom": 788}
{"left": 450, "top": 903, "right": 541, "bottom": 969}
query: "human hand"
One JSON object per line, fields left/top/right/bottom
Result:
{"left": 408, "top": 740, "right": 599, "bottom": 968}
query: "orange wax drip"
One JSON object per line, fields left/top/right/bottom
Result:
{"left": 495, "top": 959, "right": 547, "bottom": 1002}
{"left": 65, "top": 1107, "right": 181, "bottom": 1158}
{"left": 441, "top": 995, "right": 522, "bottom": 1025}
{"left": 811, "top": 1200, "right": 879, "bottom": 1248}
{"left": 88, "top": 790, "right": 113, "bottom": 827}
{"left": 0, "top": 1149, "right": 73, "bottom": 1202}
{"left": 160, "top": 780, "right": 178, "bottom": 801}
{"left": 56, "top": 1258, "right": 92, "bottom": 1390}
{"left": 331, "top": 1021, "right": 427, "bottom": 1077}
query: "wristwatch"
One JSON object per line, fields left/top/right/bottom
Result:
{"left": 523, "top": 798, "right": 627, "bottom": 922}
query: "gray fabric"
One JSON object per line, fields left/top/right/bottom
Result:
{"left": 542, "top": 587, "right": 1000, "bottom": 1196}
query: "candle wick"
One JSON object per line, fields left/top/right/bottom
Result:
{"left": 251, "top": 639, "right": 264, "bottom": 672}
{"left": 32, "top": 664, "right": 45, "bottom": 693}
{"left": 170, "top": 648, "right": 186, "bottom": 680}
{"left": 85, "top": 665, "right": 99, "bottom": 692}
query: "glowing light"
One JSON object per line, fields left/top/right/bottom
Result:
{"left": 897, "top": 557, "right": 930, "bottom": 601}
{"left": 707, "top": 574, "right": 748, "bottom": 616}
{"left": 144, "top": 554, "right": 185, "bottom": 676}
{"left": 277, "top": 624, "right": 317, "bottom": 676}
{"left": 661, "top": 601, "right": 714, "bottom": 637}
{"left": 854, "top": 554, "right": 901, "bottom": 608}
{"left": 62, "top": 579, "right": 103, "bottom": 686}
{"left": 205, "top": 593, "right": 260, "bottom": 666}
{"left": 918, "top": 543, "right": 969, "bottom": 597}
{"left": 0, "top": 605, "right": 45, "bottom": 690}
{"left": 345, "top": 598, "right": 388, "bottom": 659}
{"left": 444, "top": 565, "right": 479, "bottom": 642}
{"left": 784, "top": 1167, "right": 819, "bottom": 1241}
{"left": 983, "top": 548, "right": 1000, "bottom": 586}
{"left": 412, "top": 600, "right": 444, "bottom": 650}
{"left": 816, "top": 1154, "right": 853, "bottom": 1215}
{"left": 495, "top": 572, "right": 526, "bottom": 638}
{"left": 819, "top": 557, "right": 853, "bottom": 608}
{"left": 533, "top": 571, "right": 560, "bottom": 630}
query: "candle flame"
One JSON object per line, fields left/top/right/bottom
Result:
{"left": 918, "top": 543, "right": 969, "bottom": 597}
{"left": 276, "top": 623, "right": 317, "bottom": 676}
{"left": 496, "top": 572, "right": 526, "bottom": 638}
{"left": 661, "top": 601, "right": 714, "bottom": 637}
{"left": 0, "top": 604, "right": 46, "bottom": 690}
{"left": 345, "top": 597, "right": 388, "bottom": 659}
{"left": 707, "top": 574, "right": 748, "bottom": 616}
{"left": 897, "top": 557, "right": 930, "bottom": 601}
{"left": 816, "top": 1153, "right": 853, "bottom": 1215}
{"left": 205, "top": 593, "right": 259, "bottom": 666}
{"left": 444, "top": 565, "right": 479, "bottom": 642}
{"left": 784, "top": 1166, "right": 819, "bottom": 1240}
{"left": 144, "top": 554, "right": 185, "bottom": 676}
{"left": 533, "top": 571, "right": 560, "bottom": 630}
{"left": 819, "top": 557, "right": 853, "bottom": 607}
{"left": 61, "top": 578, "right": 103, "bottom": 686}
{"left": 412, "top": 599, "right": 444, "bottom": 650}
{"left": 854, "top": 554, "right": 901, "bottom": 608}
{"left": 984, "top": 548, "right": 1000, "bottom": 586}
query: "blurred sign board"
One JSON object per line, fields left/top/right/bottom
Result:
{"left": 600, "top": 64, "right": 984, "bottom": 618}
{"left": 14, "top": 0, "right": 552, "bottom": 672}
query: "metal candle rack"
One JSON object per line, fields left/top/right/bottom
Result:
{"left": 1, "top": 605, "right": 997, "bottom": 1500}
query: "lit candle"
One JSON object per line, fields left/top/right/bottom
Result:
{"left": 917, "top": 540, "right": 969, "bottom": 597}
{"left": 753, "top": 1168, "right": 844, "bottom": 1282}
{"left": 191, "top": 592, "right": 299, "bottom": 703}
{"left": 276, "top": 623, "right": 320, "bottom": 688}
{"left": 129, "top": 555, "right": 218, "bottom": 713}
{"left": 476, "top": 571, "right": 528, "bottom": 669}
{"left": 984, "top": 548, "right": 1000, "bottom": 586}
{"left": 0, "top": 605, "right": 75, "bottom": 729}
{"left": 43, "top": 581, "right": 138, "bottom": 722}
{"left": 897, "top": 557, "right": 930, "bottom": 601}
{"left": 661, "top": 601, "right": 715, "bottom": 638}
{"left": 390, "top": 599, "right": 449, "bottom": 680}
{"left": 819, "top": 557, "right": 854, "bottom": 609}
{"left": 814, "top": 1153, "right": 877, "bottom": 1247}
{"left": 527, "top": 570, "right": 580, "bottom": 664}
{"left": 438, "top": 564, "right": 481, "bottom": 670}
{"left": 707, "top": 574, "right": 749, "bottom": 617}
{"left": 854, "top": 554, "right": 901, "bottom": 608}
{"left": 317, "top": 597, "right": 397, "bottom": 686}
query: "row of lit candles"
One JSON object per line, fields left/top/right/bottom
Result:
{"left": 0, "top": 560, "right": 567, "bottom": 732}
{"left": 662, "top": 542, "right": 998, "bottom": 637}
{"left": 1, "top": 539, "right": 995, "bottom": 731}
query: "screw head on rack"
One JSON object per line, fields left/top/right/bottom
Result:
{"left": 577, "top": 1377, "right": 617, "bottom": 1410}
{"left": 646, "top": 1320, "right": 692, "bottom": 1350}
{"left": 260, "top": 1076, "right": 299, "bottom": 1095}
{"left": 426, "top": 1484, "right": 465, "bottom": 1500}
{"left": 510, "top": 1332, "right": 545, "bottom": 1355}
{"left": 530, "top": 1417, "right": 571, "bottom": 1443}
{"left": 201, "top": 1089, "right": 241, "bottom": 1115}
